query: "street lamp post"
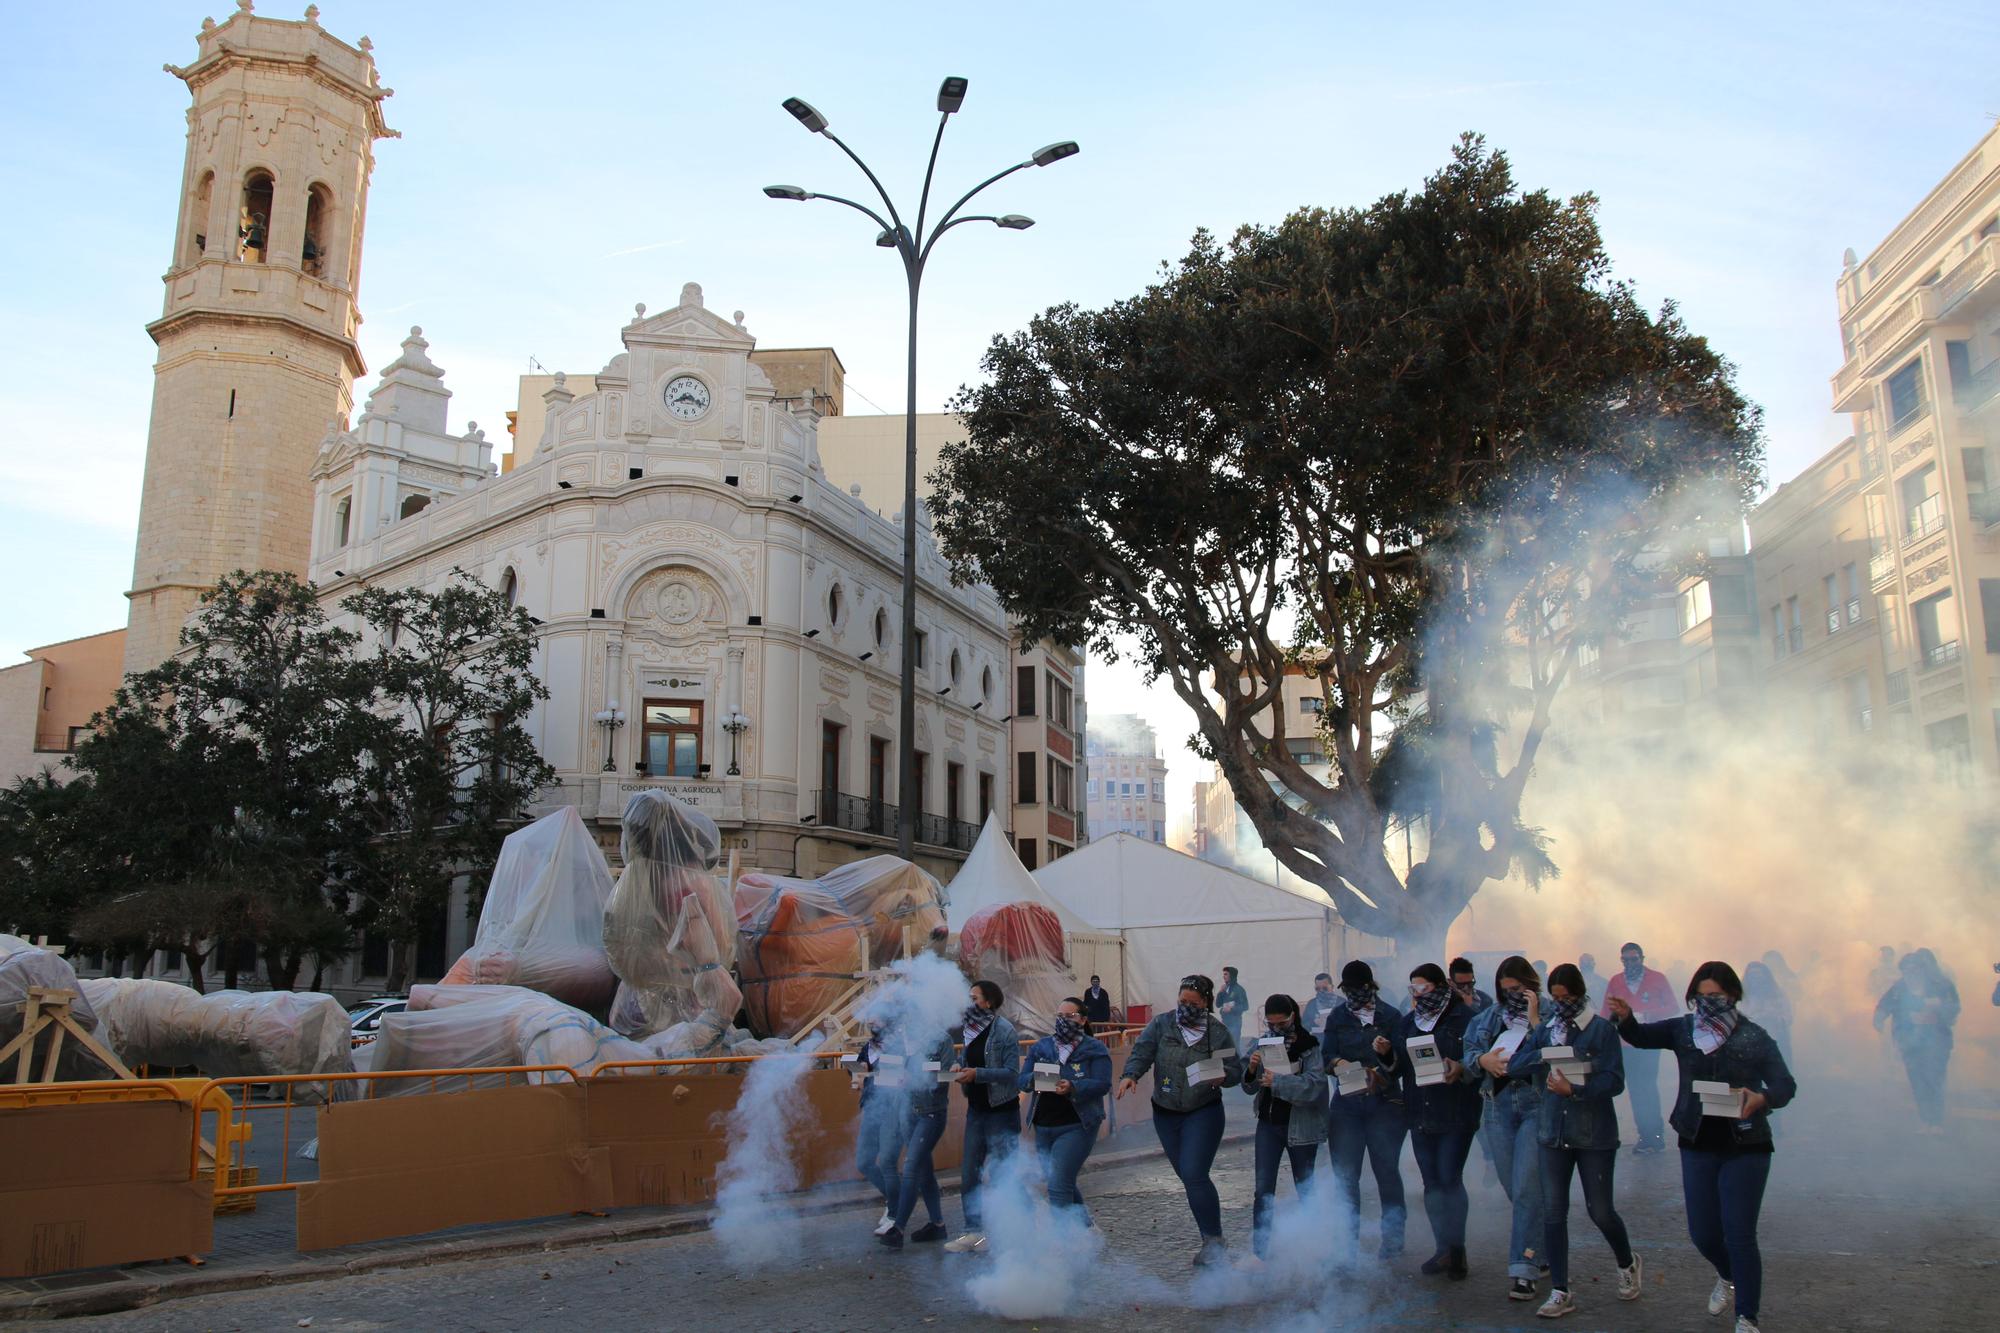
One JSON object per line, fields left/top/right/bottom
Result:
{"left": 721, "top": 707, "right": 750, "bottom": 776}
{"left": 593, "top": 702, "right": 625, "bottom": 773}
{"left": 766, "top": 79, "right": 1077, "bottom": 861}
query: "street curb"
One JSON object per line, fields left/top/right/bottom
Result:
{"left": 0, "top": 1126, "right": 1254, "bottom": 1322}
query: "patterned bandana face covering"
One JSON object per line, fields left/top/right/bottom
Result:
{"left": 1692, "top": 993, "right": 1739, "bottom": 1039}
{"left": 1175, "top": 1000, "right": 1207, "bottom": 1030}
{"left": 1553, "top": 994, "right": 1588, "bottom": 1025}
{"left": 1410, "top": 984, "right": 1451, "bottom": 1019}
{"left": 1341, "top": 983, "right": 1378, "bottom": 1013}
{"left": 1500, "top": 987, "right": 1533, "bottom": 1019}
{"left": 1054, "top": 1015, "right": 1086, "bottom": 1045}
{"left": 962, "top": 1004, "right": 995, "bottom": 1034}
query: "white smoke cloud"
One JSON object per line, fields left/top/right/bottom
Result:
{"left": 856, "top": 953, "right": 969, "bottom": 1043}
{"left": 964, "top": 1149, "right": 1104, "bottom": 1319}
{"left": 709, "top": 1046, "right": 814, "bottom": 1268}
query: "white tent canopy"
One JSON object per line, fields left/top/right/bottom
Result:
{"left": 943, "top": 814, "right": 1136, "bottom": 1009}
{"left": 1034, "top": 834, "right": 1354, "bottom": 1018}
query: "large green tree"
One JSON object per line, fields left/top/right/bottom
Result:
{"left": 345, "top": 571, "right": 553, "bottom": 992}
{"left": 933, "top": 137, "right": 1764, "bottom": 958}
{"left": 67, "top": 572, "right": 375, "bottom": 991}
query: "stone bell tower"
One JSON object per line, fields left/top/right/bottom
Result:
{"left": 124, "top": 2, "right": 396, "bottom": 673}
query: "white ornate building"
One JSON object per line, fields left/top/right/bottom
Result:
{"left": 309, "top": 282, "right": 1013, "bottom": 883}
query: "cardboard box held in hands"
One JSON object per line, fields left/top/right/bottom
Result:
{"left": 1033, "top": 1062, "right": 1064, "bottom": 1092}
{"left": 1538, "top": 1045, "right": 1590, "bottom": 1087}
{"left": 1255, "top": 1036, "right": 1296, "bottom": 1077}
{"left": 1693, "top": 1079, "right": 1746, "bottom": 1118}
{"left": 1188, "top": 1057, "right": 1228, "bottom": 1086}
{"left": 1407, "top": 1033, "right": 1449, "bottom": 1087}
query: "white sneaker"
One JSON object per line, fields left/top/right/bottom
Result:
{"left": 873, "top": 1210, "right": 894, "bottom": 1236}
{"left": 1735, "top": 1319, "right": 1761, "bottom": 1333}
{"left": 1536, "top": 1289, "right": 1576, "bottom": 1319}
{"left": 943, "top": 1231, "right": 987, "bottom": 1254}
{"left": 1617, "top": 1255, "right": 1643, "bottom": 1301}
{"left": 1708, "top": 1277, "right": 1734, "bottom": 1316}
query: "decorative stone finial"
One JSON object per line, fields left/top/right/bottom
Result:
{"left": 634, "top": 302, "right": 647, "bottom": 320}
{"left": 236, "top": 0, "right": 253, "bottom": 11}
{"left": 733, "top": 310, "right": 745, "bottom": 325}
{"left": 554, "top": 371, "right": 567, "bottom": 389}
{"left": 467, "top": 420, "right": 478, "bottom": 433}
{"left": 679, "top": 281, "right": 702, "bottom": 309}
{"left": 409, "top": 324, "right": 423, "bottom": 338}
{"left": 304, "top": 4, "right": 319, "bottom": 21}
{"left": 200, "top": 17, "right": 216, "bottom": 32}
{"left": 849, "top": 483, "right": 863, "bottom": 498}
{"left": 358, "top": 34, "right": 372, "bottom": 51}
{"left": 1842, "top": 246, "right": 1858, "bottom": 270}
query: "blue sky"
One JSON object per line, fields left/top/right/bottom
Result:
{"left": 2, "top": 1, "right": 1995, "bottom": 834}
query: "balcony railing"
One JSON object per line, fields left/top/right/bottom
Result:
{"left": 1826, "top": 609, "right": 1842, "bottom": 634}
{"left": 1857, "top": 706, "right": 1874, "bottom": 733}
{"left": 1904, "top": 496, "right": 1944, "bottom": 544}
{"left": 1886, "top": 669, "right": 1910, "bottom": 705}
{"left": 1955, "top": 357, "right": 2000, "bottom": 414}
{"left": 812, "top": 790, "right": 978, "bottom": 852}
{"left": 1869, "top": 549, "right": 1895, "bottom": 587}
{"left": 1922, "top": 640, "right": 1962, "bottom": 672}
{"left": 1973, "top": 489, "right": 2000, "bottom": 528}
{"left": 1847, "top": 597, "right": 1863, "bottom": 624}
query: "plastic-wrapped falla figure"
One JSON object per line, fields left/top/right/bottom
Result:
{"left": 602, "top": 790, "right": 742, "bottom": 1048}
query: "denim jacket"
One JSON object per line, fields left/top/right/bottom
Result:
{"left": 1122, "top": 1012, "right": 1242, "bottom": 1113}
{"left": 1392, "top": 999, "right": 1483, "bottom": 1136}
{"left": 1508, "top": 1010, "right": 1625, "bottom": 1150}
{"left": 902, "top": 1031, "right": 958, "bottom": 1116}
{"left": 1617, "top": 1013, "right": 1797, "bottom": 1149}
{"left": 1240, "top": 1031, "right": 1329, "bottom": 1147}
{"left": 1321, "top": 999, "right": 1406, "bottom": 1110}
{"left": 1016, "top": 1034, "right": 1114, "bottom": 1131}
{"left": 963, "top": 1013, "right": 1021, "bottom": 1110}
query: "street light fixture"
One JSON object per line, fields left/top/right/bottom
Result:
{"left": 721, "top": 707, "right": 750, "bottom": 777}
{"left": 765, "top": 77, "right": 1077, "bottom": 859}
{"left": 593, "top": 702, "right": 625, "bottom": 773}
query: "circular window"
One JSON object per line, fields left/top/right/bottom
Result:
{"left": 949, "top": 649, "right": 962, "bottom": 685}
{"left": 827, "top": 583, "right": 843, "bottom": 628}
{"left": 874, "top": 608, "right": 887, "bottom": 647}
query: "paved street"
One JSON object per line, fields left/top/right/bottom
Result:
{"left": 66, "top": 1091, "right": 2000, "bottom": 1332}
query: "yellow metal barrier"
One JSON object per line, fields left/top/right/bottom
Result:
{"left": 192, "top": 1065, "right": 585, "bottom": 1199}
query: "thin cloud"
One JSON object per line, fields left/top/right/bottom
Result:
{"left": 603, "top": 238, "right": 687, "bottom": 258}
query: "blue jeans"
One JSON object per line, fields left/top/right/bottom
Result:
{"left": 960, "top": 1101, "right": 1021, "bottom": 1230}
{"left": 1623, "top": 1045, "right": 1664, "bottom": 1147}
{"left": 1409, "top": 1128, "right": 1474, "bottom": 1253}
{"left": 1682, "top": 1148, "right": 1771, "bottom": 1321}
{"left": 1901, "top": 1040, "right": 1950, "bottom": 1126}
{"left": 1252, "top": 1118, "right": 1318, "bottom": 1257}
{"left": 1328, "top": 1095, "right": 1408, "bottom": 1256}
{"left": 1540, "top": 1145, "right": 1633, "bottom": 1290}
{"left": 855, "top": 1094, "right": 906, "bottom": 1207}
{"left": 1152, "top": 1098, "right": 1226, "bottom": 1239}
{"left": 892, "top": 1108, "right": 946, "bottom": 1230}
{"left": 1483, "top": 1083, "right": 1546, "bottom": 1279}
{"left": 1034, "top": 1122, "right": 1095, "bottom": 1223}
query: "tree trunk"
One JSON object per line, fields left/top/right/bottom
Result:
{"left": 385, "top": 938, "right": 415, "bottom": 995}
{"left": 309, "top": 959, "right": 326, "bottom": 993}
{"left": 264, "top": 944, "right": 303, "bottom": 993}
{"left": 183, "top": 942, "right": 208, "bottom": 995}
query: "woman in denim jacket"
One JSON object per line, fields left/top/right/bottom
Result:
{"left": 1461, "top": 956, "right": 1547, "bottom": 1303}
{"left": 1610, "top": 961, "right": 1796, "bottom": 1333}
{"left": 1117, "top": 974, "right": 1243, "bottom": 1268}
{"left": 879, "top": 1027, "right": 956, "bottom": 1249}
{"left": 1240, "top": 992, "right": 1328, "bottom": 1261}
{"left": 1322, "top": 959, "right": 1409, "bottom": 1262}
{"left": 1392, "top": 962, "right": 1483, "bottom": 1281}
{"left": 1015, "top": 997, "right": 1114, "bottom": 1226}
{"left": 1507, "top": 962, "right": 1641, "bottom": 1320}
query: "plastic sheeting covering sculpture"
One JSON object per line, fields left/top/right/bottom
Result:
{"left": 601, "top": 791, "right": 742, "bottom": 1054}
{"left": 363, "top": 983, "right": 789, "bottom": 1090}
{"left": 956, "top": 901, "right": 1076, "bottom": 1038}
{"left": 734, "top": 856, "right": 946, "bottom": 1038}
{"left": 77, "top": 978, "right": 355, "bottom": 1090}
{"left": 441, "top": 806, "right": 618, "bottom": 1013}
{"left": 0, "top": 933, "right": 116, "bottom": 1081}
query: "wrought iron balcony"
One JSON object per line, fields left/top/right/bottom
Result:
{"left": 1903, "top": 496, "right": 1944, "bottom": 544}
{"left": 1869, "top": 549, "right": 1896, "bottom": 588}
{"left": 812, "top": 790, "right": 979, "bottom": 852}
{"left": 1922, "top": 640, "right": 1962, "bottom": 672}
{"left": 1973, "top": 489, "right": 2000, "bottom": 528}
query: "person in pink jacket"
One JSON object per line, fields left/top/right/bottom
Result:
{"left": 1603, "top": 942, "right": 1676, "bottom": 1154}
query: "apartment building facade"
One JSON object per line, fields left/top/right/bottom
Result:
{"left": 1085, "top": 714, "right": 1168, "bottom": 843}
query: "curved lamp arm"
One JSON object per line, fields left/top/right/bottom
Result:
{"left": 802, "top": 191, "right": 897, "bottom": 236}
{"left": 921, "top": 161, "right": 1030, "bottom": 263}
{"left": 914, "top": 112, "right": 950, "bottom": 244}
{"left": 823, "top": 130, "right": 906, "bottom": 233}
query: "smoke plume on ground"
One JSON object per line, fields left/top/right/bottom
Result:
{"left": 709, "top": 1046, "right": 814, "bottom": 1268}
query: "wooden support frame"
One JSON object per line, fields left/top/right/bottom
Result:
{"left": 0, "top": 987, "right": 135, "bottom": 1084}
